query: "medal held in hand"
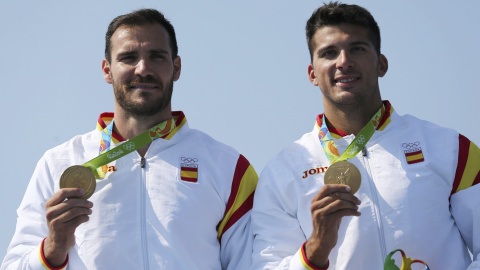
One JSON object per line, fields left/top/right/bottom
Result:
{"left": 60, "top": 166, "right": 96, "bottom": 199}
{"left": 318, "top": 105, "right": 385, "bottom": 193}
{"left": 324, "top": 161, "right": 361, "bottom": 194}
{"left": 59, "top": 117, "right": 177, "bottom": 199}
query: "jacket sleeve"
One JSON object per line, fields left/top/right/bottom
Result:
{"left": 450, "top": 135, "right": 480, "bottom": 269}
{"left": 251, "top": 166, "right": 316, "bottom": 270}
{"left": 1, "top": 156, "right": 71, "bottom": 270}
{"left": 217, "top": 155, "right": 258, "bottom": 270}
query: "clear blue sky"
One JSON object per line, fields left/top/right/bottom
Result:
{"left": 1, "top": 0, "right": 479, "bottom": 259}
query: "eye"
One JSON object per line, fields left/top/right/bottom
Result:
{"left": 321, "top": 50, "right": 338, "bottom": 59}
{"left": 351, "top": 46, "right": 366, "bottom": 53}
{"left": 151, "top": 53, "right": 167, "bottom": 60}
{"left": 118, "top": 55, "right": 136, "bottom": 63}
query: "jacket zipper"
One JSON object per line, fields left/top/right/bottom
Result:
{"left": 361, "top": 147, "right": 388, "bottom": 264}
{"left": 140, "top": 156, "right": 150, "bottom": 269}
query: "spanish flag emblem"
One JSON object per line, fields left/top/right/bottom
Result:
{"left": 181, "top": 165, "right": 198, "bottom": 182}
{"left": 405, "top": 150, "right": 425, "bottom": 164}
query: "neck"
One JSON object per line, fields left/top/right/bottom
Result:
{"left": 323, "top": 100, "right": 383, "bottom": 135}
{"left": 113, "top": 107, "right": 172, "bottom": 157}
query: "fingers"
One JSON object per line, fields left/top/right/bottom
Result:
{"left": 46, "top": 188, "right": 86, "bottom": 207}
{"left": 313, "top": 184, "right": 358, "bottom": 202}
{"left": 46, "top": 188, "right": 93, "bottom": 229}
{"left": 311, "top": 184, "right": 361, "bottom": 219}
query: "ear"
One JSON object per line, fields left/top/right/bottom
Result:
{"left": 308, "top": 64, "right": 319, "bottom": 86}
{"left": 378, "top": 54, "right": 388, "bottom": 78}
{"left": 102, "top": 59, "right": 113, "bottom": 84}
{"left": 173, "top": 56, "right": 181, "bottom": 81}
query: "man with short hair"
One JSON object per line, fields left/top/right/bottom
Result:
{"left": 2, "top": 9, "right": 257, "bottom": 270}
{"left": 251, "top": 2, "right": 480, "bottom": 269}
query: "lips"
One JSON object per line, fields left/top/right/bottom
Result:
{"left": 334, "top": 77, "right": 358, "bottom": 83}
{"left": 128, "top": 75, "right": 162, "bottom": 89}
{"left": 131, "top": 84, "right": 157, "bottom": 89}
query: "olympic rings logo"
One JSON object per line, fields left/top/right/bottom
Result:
{"left": 181, "top": 157, "right": 198, "bottom": 164}
{"left": 356, "top": 135, "right": 365, "bottom": 145}
{"left": 123, "top": 142, "right": 136, "bottom": 151}
{"left": 402, "top": 142, "right": 420, "bottom": 149}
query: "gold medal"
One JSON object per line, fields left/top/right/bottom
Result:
{"left": 324, "top": 161, "right": 361, "bottom": 194}
{"left": 59, "top": 165, "right": 96, "bottom": 199}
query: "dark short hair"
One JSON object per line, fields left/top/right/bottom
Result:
{"left": 105, "top": 9, "right": 178, "bottom": 63}
{"left": 306, "top": 1, "right": 381, "bottom": 61}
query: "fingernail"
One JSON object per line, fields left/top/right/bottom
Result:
{"left": 345, "top": 186, "right": 351, "bottom": 192}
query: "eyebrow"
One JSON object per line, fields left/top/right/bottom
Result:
{"left": 116, "top": 49, "right": 170, "bottom": 59}
{"left": 149, "top": 49, "right": 170, "bottom": 55}
{"left": 316, "top": 41, "right": 371, "bottom": 57}
{"left": 350, "top": 41, "right": 370, "bottom": 47}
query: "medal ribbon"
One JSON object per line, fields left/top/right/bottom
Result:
{"left": 318, "top": 104, "right": 385, "bottom": 163}
{"left": 97, "top": 120, "right": 115, "bottom": 179}
{"left": 83, "top": 117, "right": 176, "bottom": 179}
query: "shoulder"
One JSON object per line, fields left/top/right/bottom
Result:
{"left": 266, "top": 130, "right": 318, "bottom": 170}
{"left": 180, "top": 127, "right": 242, "bottom": 160}
{"left": 43, "top": 129, "right": 99, "bottom": 163}
{"left": 396, "top": 113, "right": 457, "bottom": 136}
{"left": 259, "top": 130, "right": 320, "bottom": 187}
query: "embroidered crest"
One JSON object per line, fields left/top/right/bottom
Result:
{"left": 180, "top": 157, "right": 198, "bottom": 182}
{"left": 402, "top": 141, "right": 425, "bottom": 164}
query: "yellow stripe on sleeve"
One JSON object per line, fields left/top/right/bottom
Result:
{"left": 456, "top": 143, "right": 480, "bottom": 193}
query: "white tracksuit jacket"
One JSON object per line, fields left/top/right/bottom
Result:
{"left": 2, "top": 111, "right": 258, "bottom": 270}
{"left": 251, "top": 102, "right": 480, "bottom": 269}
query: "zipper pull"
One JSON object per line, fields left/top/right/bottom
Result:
{"left": 141, "top": 157, "right": 146, "bottom": 168}
{"left": 362, "top": 147, "right": 367, "bottom": 156}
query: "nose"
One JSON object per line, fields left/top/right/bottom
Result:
{"left": 134, "top": 59, "right": 152, "bottom": 77}
{"left": 336, "top": 50, "right": 354, "bottom": 70}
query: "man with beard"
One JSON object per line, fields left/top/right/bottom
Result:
{"left": 251, "top": 2, "right": 480, "bottom": 270}
{"left": 2, "top": 9, "right": 257, "bottom": 270}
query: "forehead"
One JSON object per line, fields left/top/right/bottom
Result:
{"left": 110, "top": 24, "right": 171, "bottom": 54}
{"left": 312, "top": 23, "right": 372, "bottom": 49}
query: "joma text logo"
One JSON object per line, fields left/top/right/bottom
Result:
{"left": 302, "top": 167, "right": 328, "bottom": 179}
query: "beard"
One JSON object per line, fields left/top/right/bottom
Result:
{"left": 113, "top": 74, "right": 174, "bottom": 117}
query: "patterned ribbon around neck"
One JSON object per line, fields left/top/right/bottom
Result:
{"left": 318, "top": 104, "right": 385, "bottom": 164}
{"left": 84, "top": 117, "right": 176, "bottom": 179}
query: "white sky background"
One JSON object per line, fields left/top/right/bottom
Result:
{"left": 1, "top": 0, "right": 479, "bottom": 259}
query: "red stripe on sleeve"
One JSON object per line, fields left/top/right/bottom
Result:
{"left": 224, "top": 155, "right": 250, "bottom": 215}
{"left": 40, "top": 238, "right": 68, "bottom": 270}
{"left": 301, "top": 242, "right": 329, "bottom": 270}
{"left": 472, "top": 171, "right": 480, "bottom": 187}
{"left": 451, "top": 134, "right": 470, "bottom": 196}
{"left": 219, "top": 192, "right": 254, "bottom": 240}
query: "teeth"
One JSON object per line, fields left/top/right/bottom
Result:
{"left": 337, "top": 78, "right": 356, "bottom": 83}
